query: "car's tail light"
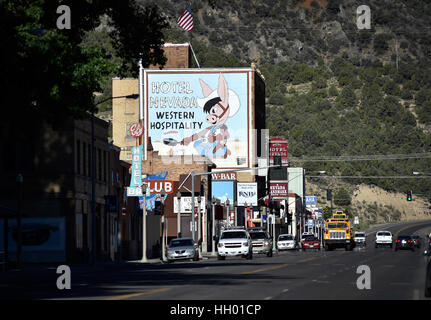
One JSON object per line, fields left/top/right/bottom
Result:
{"left": 408, "top": 240, "right": 413, "bottom": 243}
{"left": 396, "top": 240, "right": 400, "bottom": 243}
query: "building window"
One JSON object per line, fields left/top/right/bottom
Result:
{"left": 125, "top": 151, "right": 132, "bottom": 161}
{"left": 103, "top": 150, "right": 107, "bottom": 182}
{"left": 76, "top": 212, "right": 83, "bottom": 249}
{"left": 124, "top": 99, "right": 135, "bottom": 115}
{"left": 83, "top": 142, "right": 87, "bottom": 176}
{"left": 76, "top": 139, "right": 81, "bottom": 175}
{"left": 98, "top": 148, "right": 102, "bottom": 181}
{"left": 88, "top": 144, "right": 91, "bottom": 177}
{"left": 125, "top": 122, "right": 135, "bottom": 141}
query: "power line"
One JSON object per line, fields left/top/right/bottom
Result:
{"left": 307, "top": 175, "right": 431, "bottom": 179}
{"left": 290, "top": 152, "right": 431, "bottom": 162}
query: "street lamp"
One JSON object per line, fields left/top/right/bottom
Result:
{"left": 16, "top": 174, "right": 23, "bottom": 268}
{"left": 225, "top": 199, "right": 230, "bottom": 226}
{"left": 197, "top": 196, "right": 202, "bottom": 259}
{"left": 161, "top": 189, "right": 167, "bottom": 262}
{"left": 211, "top": 197, "right": 217, "bottom": 256}
{"left": 244, "top": 202, "right": 248, "bottom": 228}
{"left": 141, "top": 179, "right": 148, "bottom": 262}
{"left": 234, "top": 201, "right": 238, "bottom": 227}
{"left": 177, "top": 191, "right": 182, "bottom": 238}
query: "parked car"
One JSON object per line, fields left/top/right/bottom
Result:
{"left": 411, "top": 235, "right": 422, "bottom": 248}
{"left": 249, "top": 229, "right": 273, "bottom": 257}
{"left": 301, "top": 235, "right": 321, "bottom": 251}
{"left": 354, "top": 232, "right": 366, "bottom": 246}
{"left": 375, "top": 231, "right": 393, "bottom": 248}
{"left": 395, "top": 235, "right": 415, "bottom": 251}
{"left": 167, "top": 238, "right": 199, "bottom": 263}
{"left": 277, "top": 234, "right": 296, "bottom": 251}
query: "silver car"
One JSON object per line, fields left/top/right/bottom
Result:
{"left": 167, "top": 238, "right": 199, "bottom": 262}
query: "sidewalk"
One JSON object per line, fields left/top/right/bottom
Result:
{"left": 126, "top": 258, "right": 163, "bottom": 264}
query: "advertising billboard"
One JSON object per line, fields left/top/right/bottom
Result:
{"left": 269, "top": 137, "right": 288, "bottom": 164}
{"left": 174, "top": 196, "right": 206, "bottom": 213}
{"left": 237, "top": 182, "right": 258, "bottom": 206}
{"left": 270, "top": 181, "right": 288, "bottom": 201}
{"left": 211, "top": 181, "right": 235, "bottom": 205}
{"left": 144, "top": 69, "right": 252, "bottom": 169}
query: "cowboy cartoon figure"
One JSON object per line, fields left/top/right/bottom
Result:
{"left": 180, "top": 73, "right": 240, "bottom": 159}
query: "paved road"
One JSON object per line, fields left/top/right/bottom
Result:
{"left": 1, "top": 220, "right": 430, "bottom": 300}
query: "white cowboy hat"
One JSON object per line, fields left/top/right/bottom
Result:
{"left": 197, "top": 88, "right": 240, "bottom": 118}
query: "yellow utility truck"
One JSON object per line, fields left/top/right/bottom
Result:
{"left": 323, "top": 212, "right": 355, "bottom": 251}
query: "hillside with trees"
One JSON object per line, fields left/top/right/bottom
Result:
{"left": 84, "top": 1, "right": 431, "bottom": 217}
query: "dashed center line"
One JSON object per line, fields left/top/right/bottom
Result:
{"left": 240, "top": 264, "right": 288, "bottom": 275}
{"left": 105, "top": 287, "right": 171, "bottom": 300}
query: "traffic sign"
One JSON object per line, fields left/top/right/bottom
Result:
{"left": 305, "top": 196, "right": 317, "bottom": 205}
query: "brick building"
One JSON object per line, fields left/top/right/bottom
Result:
{"left": 0, "top": 115, "right": 138, "bottom": 264}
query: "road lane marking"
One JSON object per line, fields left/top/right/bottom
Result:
{"left": 240, "top": 264, "right": 288, "bottom": 275}
{"left": 105, "top": 287, "right": 171, "bottom": 300}
{"left": 298, "top": 257, "right": 319, "bottom": 263}
{"left": 394, "top": 223, "right": 429, "bottom": 239}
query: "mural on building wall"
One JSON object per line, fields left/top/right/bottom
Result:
{"left": 139, "top": 171, "right": 169, "bottom": 211}
{"left": 144, "top": 70, "right": 250, "bottom": 168}
{"left": 0, "top": 217, "right": 66, "bottom": 262}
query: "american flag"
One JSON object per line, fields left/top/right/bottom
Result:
{"left": 177, "top": 6, "right": 193, "bottom": 32}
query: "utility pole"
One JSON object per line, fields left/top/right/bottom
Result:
{"left": 161, "top": 189, "right": 167, "bottom": 263}
{"left": 211, "top": 198, "right": 216, "bottom": 256}
{"left": 176, "top": 191, "right": 182, "bottom": 238}
{"left": 191, "top": 171, "right": 195, "bottom": 242}
{"left": 141, "top": 181, "right": 148, "bottom": 262}
{"left": 16, "top": 174, "right": 23, "bottom": 268}
{"left": 91, "top": 111, "right": 97, "bottom": 267}
{"left": 198, "top": 196, "right": 202, "bottom": 259}
{"left": 117, "top": 184, "right": 122, "bottom": 263}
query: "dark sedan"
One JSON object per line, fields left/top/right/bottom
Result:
{"left": 395, "top": 235, "right": 415, "bottom": 251}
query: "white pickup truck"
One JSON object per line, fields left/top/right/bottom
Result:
{"left": 217, "top": 228, "right": 253, "bottom": 260}
{"left": 375, "top": 231, "right": 393, "bottom": 248}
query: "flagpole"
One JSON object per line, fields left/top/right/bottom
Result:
{"left": 189, "top": 40, "right": 200, "bottom": 69}
{"left": 188, "top": 11, "right": 200, "bottom": 69}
